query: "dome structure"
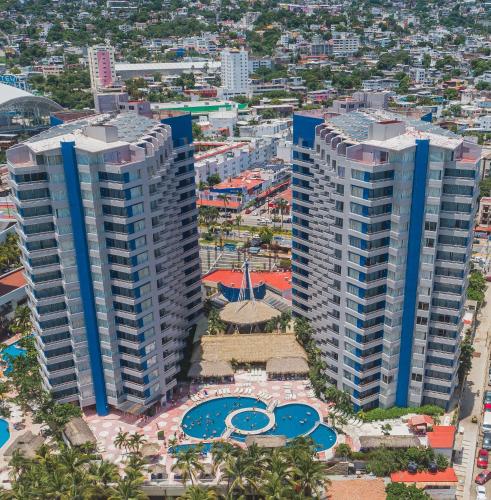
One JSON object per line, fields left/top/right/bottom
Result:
{"left": 0, "top": 83, "right": 63, "bottom": 135}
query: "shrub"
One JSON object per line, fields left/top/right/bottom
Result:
{"left": 359, "top": 405, "right": 444, "bottom": 422}
{"left": 157, "top": 430, "right": 165, "bottom": 440}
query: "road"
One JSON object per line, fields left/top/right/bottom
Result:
{"left": 456, "top": 284, "right": 491, "bottom": 499}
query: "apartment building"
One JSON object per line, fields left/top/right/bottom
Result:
{"left": 292, "top": 110, "right": 481, "bottom": 411}
{"left": 7, "top": 112, "right": 202, "bottom": 416}
{"left": 194, "top": 138, "right": 277, "bottom": 184}
{"left": 87, "top": 45, "right": 118, "bottom": 91}
{"left": 220, "top": 48, "right": 249, "bottom": 98}
{"left": 330, "top": 31, "right": 360, "bottom": 56}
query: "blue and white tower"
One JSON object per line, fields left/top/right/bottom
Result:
{"left": 291, "top": 110, "right": 481, "bottom": 411}
{"left": 7, "top": 112, "right": 202, "bottom": 415}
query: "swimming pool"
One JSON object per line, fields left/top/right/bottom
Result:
{"left": 182, "top": 397, "right": 267, "bottom": 440}
{"left": 2, "top": 341, "right": 26, "bottom": 374}
{"left": 170, "top": 442, "right": 213, "bottom": 455}
{"left": 0, "top": 419, "right": 9, "bottom": 448}
{"left": 181, "top": 397, "right": 336, "bottom": 452}
{"left": 305, "top": 423, "right": 337, "bottom": 452}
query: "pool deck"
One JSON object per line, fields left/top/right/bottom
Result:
{"left": 85, "top": 378, "right": 340, "bottom": 469}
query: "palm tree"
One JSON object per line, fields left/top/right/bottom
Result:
{"left": 108, "top": 474, "right": 147, "bottom": 500}
{"left": 275, "top": 198, "right": 289, "bottom": 228}
{"left": 211, "top": 441, "right": 237, "bottom": 475}
{"left": 291, "top": 453, "right": 327, "bottom": 497}
{"left": 207, "top": 308, "right": 224, "bottom": 335}
{"left": 127, "top": 432, "right": 147, "bottom": 454}
{"left": 179, "top": 485, "right": 218, "bottom": 500}
{"left": 234, "top": 215, "right": 242, "bottom": 238}
{"left": 217, "top": 193, "right": 230, "bottom": 216}
{"left": 87, "top": 459, "right": 119, "bottom": 487}
{"left": 9, "top": 305, "right": 31, "bottom": 337}
{"left": 114, "top": 430, "right": 130, "bottom": 453}
{"left": 172, "top": 447, "right": 204, "bottom": 486}
{"left": 222, "top": 453, "right": 257, "bottom": 498}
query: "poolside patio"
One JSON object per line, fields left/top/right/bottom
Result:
{"left": 85, "top": 377, "right": 340, "bottom": 478}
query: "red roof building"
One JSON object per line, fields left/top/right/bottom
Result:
{"left": 427, "top": 425, "right": 456, "bottom": 454}
{"left": 203, "top": 269, "right": 292, "bottom": 299}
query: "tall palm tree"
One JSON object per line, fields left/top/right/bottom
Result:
{"left": 127, "top": 432, "right": 147, "bottom": 454}
{"left": 234, "top": 215, "right": 242, "bottom": 238}
{"left": 172, "top": 448, "right": 204, "bottom": 486}
{"left": 291, "top": 453, "right": 327, "bottom": 497}
{"left": 275, "top": 198, "right": 289, "bottom": 228}
{"left": 211, "top": 441, "right": 237, "bottom": 475}
{"left": 114, "top": 430, "right": 130, "bottom": 453}
{"left": 217, "top": 193, "right": 230, "bottom": 216}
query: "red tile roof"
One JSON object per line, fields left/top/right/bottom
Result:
{"left": 427, "top": 426, "right": 456, "bottom": 449}
{"left": 196, "top": 199, "right": 241, "bottom": 209}
{"left": 0, "top": 268, "right": 26, "bottom": 297}
{"left": 203, "top": 269, "right": 292, "bottom": 292}
{"left": 408, "top": 415, "right": 434, "bottom": 427}
{"left": 390, "top": 468, "right": 458, "bottom": 483}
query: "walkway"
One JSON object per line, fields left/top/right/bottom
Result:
{"left": 456, "top": 284, "right": 491, "bottom": 499}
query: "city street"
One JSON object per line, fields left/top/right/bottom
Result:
{"left": 456, "top": 284, "right": 491, "bottom": 499}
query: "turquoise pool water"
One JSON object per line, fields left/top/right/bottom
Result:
{"left": 264, "top": 403, "right": 320, "bottom": 439}
{"left": 306, "top": 423, "right": 337, "bottom": 452}
{"left": 3, "top": 341, "right": 26, "bottom": 374}
{"left": 231, "top": 409, "right": 270, "bottom": 432}
{"left": 170, "top": 442, "right": 213, "bottom": 455}
{"left": 0, "top": 419, "right": 9, "bottom": 448}
{"left": 182, "top": 397, "right": 267, "bottom": 439}
{"left": 181, "top": 397, "right": 336, "bottom": 452}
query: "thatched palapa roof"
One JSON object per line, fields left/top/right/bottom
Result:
{"left": 63, "top": 417, "right": 97, "bottom": 447}
{"left": 245, "top": 435, "right": 287, "bottom": 448}
{"left": 4, "top": 431, "right": 45, "bottom": 459}
{"left": 192, "top": 333, "right": 307, "bottom": 365}
{"left": 266, "top": 357, "right": 309, "bottom": 375}
{"left": 219, "top": 300, "right": 280, "bottom": 325}
{"left": 188, "top": 360, "right": 234, "bottom": 379}
{"left": 359, "top": 435, "right": 422, "bottom": 449}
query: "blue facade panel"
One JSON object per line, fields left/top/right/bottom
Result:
{"left": 396, "top": 139, "right": 430, "bottom": 407}
{"left": 161, "top": 113, "right": 193, "bottom": 148}
{"left": 292, "top": 114, "right": 324, "bottom": 148}
{"left": 61, "top": 140, "right": 109, "bottom": 416}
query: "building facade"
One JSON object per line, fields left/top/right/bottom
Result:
{"left": 88, "top": 45, "right": 118, "bottom": 91}
{"left": 220, "top": 48, "right": 249, "bottom": 98}
{"left": 7, "top": 112, "right": 202, "bottom": 416}
{"left": 292, "top": 111, "right": 481, "bottom": 411}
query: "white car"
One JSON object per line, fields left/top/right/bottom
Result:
{"left": 477, "top": 485, "right": 487, "bottom": 500}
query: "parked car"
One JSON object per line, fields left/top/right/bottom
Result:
{"left": 476, "top": 470, "right": 491, "bottom": 485}
{"left": 477, "top": 484, "right": 488, "bottom": 500}
{"left": 485, "top": 391, "right": 491, "bottom": 405}
{"left": 478, "top": 449, "right": 489, "bottom": 468}
{"left": 485, "top": 403, "right": 491, "bottom": 412}
{"left": 483, "top": 433, "right": 491, "bottom": 451}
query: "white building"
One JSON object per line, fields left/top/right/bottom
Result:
{"left": 331, "top": 32, "right": 360, "bottom": 56}
{"left": 195, "top": 138, "right": 277, "bottom": 184}
{"left": 292, "top": 110, "right": 481, "bottom": 411}
{"left": 7, "top": 112, "right": 202, "bottom": 416}
{"left": 220, "top": 48, "right": 249, "bottom": 98}
{"left": 87, "top": 45, "right": 118, "bottom": 91}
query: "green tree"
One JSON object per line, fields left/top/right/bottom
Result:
{"left": 207, "top": 174, "right": 221, "bottom": 187}
{"left": 467, "top": 270, "right": 486, "bottom": 303}
{"left": 258, "top": 226, "right": 274, "bottom": 246}
{"left": 172, "top": 446, "right": 204, "bottom": 486}
{"left": 386, "top": 482, "right": 430, "bottom": 499}
{"left": 458, "top": 331, "right": 474, "bottom": 383}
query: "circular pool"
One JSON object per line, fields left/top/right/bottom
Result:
{"left": 180, "top": 396, "right": 336, "bottom": 451}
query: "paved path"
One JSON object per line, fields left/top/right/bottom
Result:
{"left": 457, "top": 284, "right": 491, "bottom": 499}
